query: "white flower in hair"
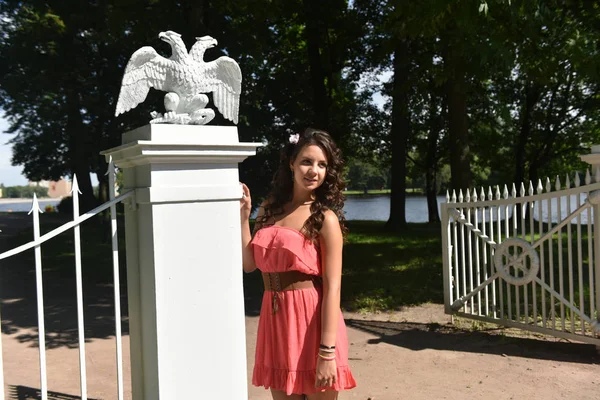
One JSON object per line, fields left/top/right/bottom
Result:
{"left": 289, "top": 133, "right": 300, "bottom": 144}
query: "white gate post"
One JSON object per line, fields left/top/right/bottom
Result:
{"left": 580, "top": 146, "right": 600, "bottom": 336}
{"left": 102, "top": 124, "right": 261, "bottom": 399}
{"left": 440, "top": 204, "right": 453, "bottom": 314}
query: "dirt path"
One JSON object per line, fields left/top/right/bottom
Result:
{"left": 1, "top": 212, "right": 599, "bottom": 399}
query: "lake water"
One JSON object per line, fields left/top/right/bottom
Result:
{"left": 246, "top": 195, "right": 446, "bottom": 222}
{"left": 0, "top": 196, "right": 438, "bottom": 222}
{"left": 0, "top": 194, "right": 586, "bottom": 223}
{"left": 0, "top": 199, "right": 61, "bottom": 213}
{"left": 342, "top": 195, "right": 446, "bottom": 222}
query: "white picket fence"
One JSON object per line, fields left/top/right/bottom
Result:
{"left": 441, "top": 169, "right": 600, "bottom": 344}
{"left": 0, "top": 158, "right": 132, "bottom": 400}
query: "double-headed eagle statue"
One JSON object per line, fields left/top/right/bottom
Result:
{"left": 115, "top": 31, "right": 241, "bottom": 125}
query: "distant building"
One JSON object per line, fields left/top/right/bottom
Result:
{"left": 28, "top": 179, "right": 72, "bottom": 198}
{"left": 0, "top": 188, "right": 3, "bottom": 198}
{"left": 28, "top": 180, "right": 50, "bottom": 188}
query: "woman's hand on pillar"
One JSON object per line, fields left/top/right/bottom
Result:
{"left": 240, "top": 182, "right": 252, "bottom": 221}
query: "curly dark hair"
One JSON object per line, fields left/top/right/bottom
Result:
{"left": 256, "top": 128, "right": 348, "bottom": 242}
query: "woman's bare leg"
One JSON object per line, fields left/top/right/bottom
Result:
{"left": 270, "top": 389, "right": 305, "bottom": 400}
{"left": 306, "top": 390, "right": 338, "bottom": 400}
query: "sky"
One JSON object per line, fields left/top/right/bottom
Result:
{"left": 0, "top": 116, "right": 27, "bottom": 186}
{"left": 0, "top": 115, "right": 100, "bottom": 187}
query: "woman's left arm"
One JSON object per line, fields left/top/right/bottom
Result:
{"left": 315, "top": 210, "right": 343, "bottom": 388}
{"left": 319, "top": 210, "right": 343, "bottom": 347}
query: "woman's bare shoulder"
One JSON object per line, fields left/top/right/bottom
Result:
{"left": 320, "top": 209, "right": 341, "bottom": 232}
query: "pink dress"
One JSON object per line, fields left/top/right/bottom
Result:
{"left": 251, "top": 225, "right": 357, "bottom": 395}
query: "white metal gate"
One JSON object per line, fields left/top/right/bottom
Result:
{"left": 0, "top": 158, "right": 132, "bottom": 400}
{"left": 441, "top": 170, "right": 600, "bottom": 344}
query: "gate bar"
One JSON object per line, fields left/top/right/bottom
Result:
{"left": 108, "top": 158, "right": 125, "bottom": 400}
{"left": 72, "top": 176, "right": 88, "bottom": 400}
{"left": 30, "top": 195, "right": 48, "bottom": 400}
{"left": 0, "top": 191, "right": 134, "bottom": 261}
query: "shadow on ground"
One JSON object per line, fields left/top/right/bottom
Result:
{"left": 0, "top": 212, "right": 129, "bottom": 349}
{"left": 346, "top": 318, "right": 600, "bottom": 364}
{"left": 7, "top": 385, "right": 99, "bottom": 400}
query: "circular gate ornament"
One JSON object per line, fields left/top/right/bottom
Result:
{"left": 493, "top": 238, "right": 540, "bottom": 286}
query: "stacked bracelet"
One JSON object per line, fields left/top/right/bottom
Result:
{"left": 318, "top": 343, "right": 336, "bottom": 360}
{"left": 318, "top": 353, "right": 336, "bottom": 361}
{"left": 319, "top": 344, "right": 335, "bottom": 350}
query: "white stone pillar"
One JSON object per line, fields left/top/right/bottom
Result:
{"left": 102, "top": 124, "right": 261, "bottom": 400}
{"left": 580, "top": 146, "right": 600, "bottom": 334}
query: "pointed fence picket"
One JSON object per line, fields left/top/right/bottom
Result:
{"left": 0, "top": 159, "right": 132, "bottom": 400}
{"left": 442, "top": 169, "right": 600, "bottom": 344}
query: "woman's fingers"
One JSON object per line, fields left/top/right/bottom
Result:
{"left": 315, "top": 376, "right": 335, "bottom": 388}
{"left": 239, "top": 183, "right": 251, "bottom": 202}
{"left": 241, "top": 183, "right": 250, "bottom": 196}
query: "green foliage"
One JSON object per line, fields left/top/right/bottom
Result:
{"left": 2, "top": 185, "right": 48, "bottom": 198}
{"left": 345, "top": 158, "right": 389, "bottom": 192}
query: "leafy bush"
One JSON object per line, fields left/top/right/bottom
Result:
{"left": 57, "top": 196, "right": 73, "bottom": 214}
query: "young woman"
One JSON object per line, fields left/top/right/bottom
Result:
{"left": 240, "top": 128, "right": 356, "bottom": 399}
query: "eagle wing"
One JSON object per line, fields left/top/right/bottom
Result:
{"left": 203, "top": 56, "right": 242, "bottom": 124}
{"left": 115, "top": 46, "right": 171, "bottom": 116}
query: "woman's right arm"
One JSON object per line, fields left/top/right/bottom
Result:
{"left": 240, "top": 183, "right": 267, "bottom": 273}
{"left": 240, "top": 183, "right": 256, "bottom": 273}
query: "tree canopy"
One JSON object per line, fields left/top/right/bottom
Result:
{"left": 0, "top": 0, "right": 599, "bottom": 224}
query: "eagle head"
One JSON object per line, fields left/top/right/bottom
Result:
{"left": 159, "top": 30, "right": 185, "bottom": 48}
{"left": 194, "top": 35, "right": 218, "bottom": 49}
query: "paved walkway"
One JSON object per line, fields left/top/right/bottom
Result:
{"left": 1, "top": 213, "right": 599, "bottom": 399}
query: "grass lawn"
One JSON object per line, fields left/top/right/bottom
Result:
{"left": 5, "top": 214, "right": 443, "bottom": 313}
{"left": 243, "top": 220, "right": 443, "bottom": 313}
{"left": 341, "top": 221, "right": 442, "bottom": 311}
{"left": 343, "top": 188, "right": 424, "bottom": 196}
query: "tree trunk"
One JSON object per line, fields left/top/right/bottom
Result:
{"left": 514, "top": 81, "right": 541, "bottom": 223}
{"left": 96, "top": 156, "right": 109, "bottom": 205}
{"left": 425, "top": 89, "right": 442, "bottom": 224}
{"left": 66, "top": 93, "right": 96, "bottom": 211}
{"left": 303, "top": 0, "right": 330, "bottom": 132}
{"left": 443, "top": 34, "right": 471, "bottom": 192}
{"left": 385, "top": 39, "right": 411, "bottom": 230}
{"left": 182, "top": 0, "right": 211, "bottom": 47}
{"left": 514, "top": 81, "right": 541, "bottom": 187}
